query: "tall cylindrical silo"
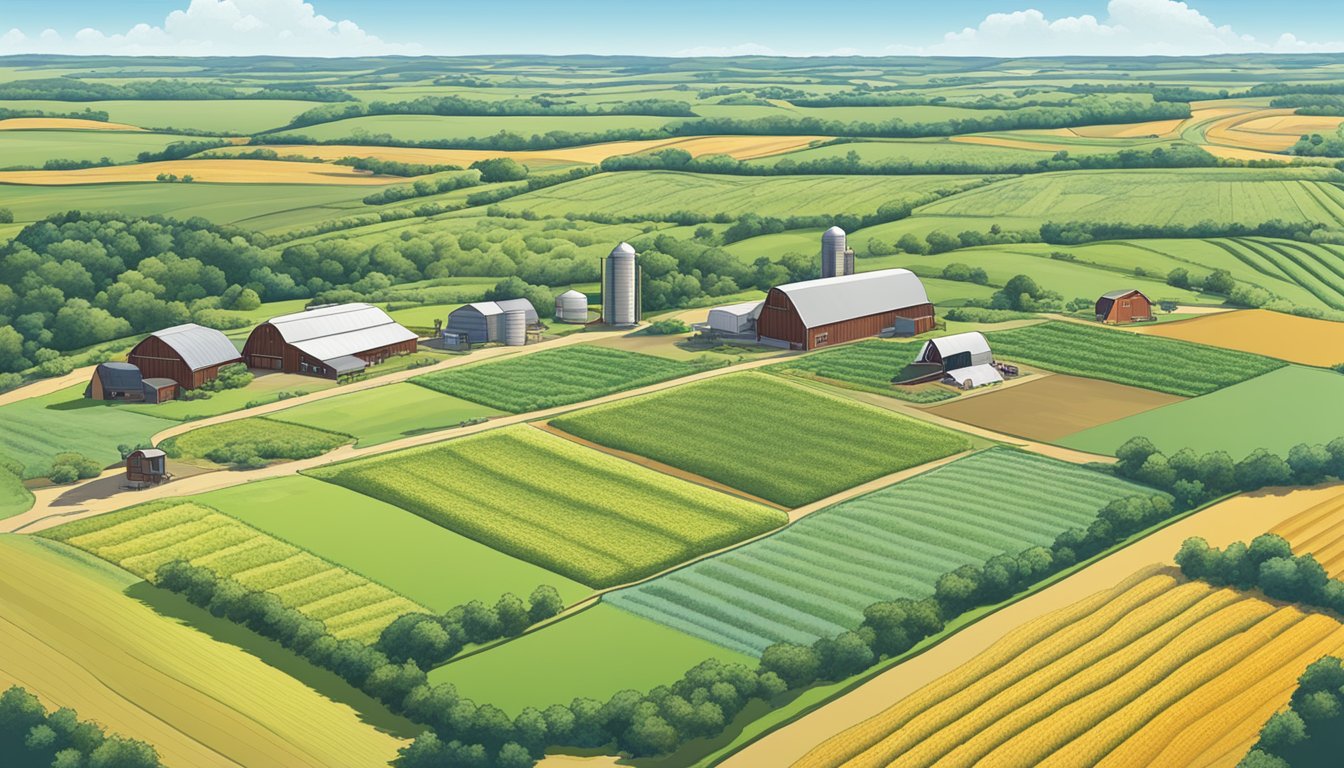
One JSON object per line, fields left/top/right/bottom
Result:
{"left": 602, "top": 242, "right": 638, "bottom": 326}
{"left": 503, "top": 308, "right": 526, "bottom": 346}
{"left": 821, "top": 226, "right": 848, "bottom": 279}
{"left": 556, "top": 290, "right": 588, "bottom": 323}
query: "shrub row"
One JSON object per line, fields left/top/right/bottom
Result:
{"left": 1241, "top": 655, "right": 1344, "bottom": 767}
{"left": 376, "top": 585, "right": 564, "bottom": 670}
{"left": 1115, "top": 436, "right": 1344, "bottom": 508}
{"left": 0, "top": 685, "right": 161, "bottom": 768}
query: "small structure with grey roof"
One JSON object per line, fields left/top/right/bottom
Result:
{"left": 127, "top": 323, "right": 242, "bottom": 390}
{"left": 126, "top": 448, "right": 169, "bottom": 486}
{"left": 243, "top": 302, "right": 418, "bottom": 378}
{"left": 1095, "top": 289, "right": 1154, "bottom": 324}
{"left": 446, "top": 298, "right": 539, "bottom": 344}
{"left": 702, "top": 301, "right": 764, "bottom": 335}
{"left": 85, "top": 362, "right": 147, "bottom": 401}
{"left": 918, "top": 331, "right": 1003, "bottom": 389}
{"left": 756, "top": 268, "right": 935, "bottom": 350}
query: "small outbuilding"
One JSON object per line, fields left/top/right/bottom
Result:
{"left": 85, "top": 362, "right": 147, "bottom": 401}
{"left": 918, "top": 331, "right": 1003, "bottom": 389}
{"left": 126, "top": 448, "right": 170, "bottom": 486}
{"left": 128, "top": 323, "right": 242, "bottom": 390}
{"left": 705, "top": 301, "right": 764, "bottom": 335}
{"left": 1096, "top": 289, "right": 1154, "bottom": 324}
{"left": 555, "top": 290, "right": 589, "bottom": 324}
{"left": 446, "top": 299, "right": 539, "bottom": 344}
{"left": 140, "top": 378, "right": 179, "bottom": 404}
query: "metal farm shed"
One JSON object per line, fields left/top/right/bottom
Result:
{"left": 446, "top": 299, "right": 539, "bottom": 344}
{"left": 127, "top": 323, "right": 242, "bottom": 390}
{"left": 706, "top": 301, "right": 764, "bottom": 335}
{"left": 757, "top": 269, "right": 935, "bottom": 350}
{"left": 243, "top": 303, "right": 418, "bottom": 378}
{"left": 919, "top": 332, "right": 1002, "bottom": 389}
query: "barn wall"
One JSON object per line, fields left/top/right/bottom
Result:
{"left": 806, "top": 303, "right": 936, "bottom": 350}
{"left": 755, "top": 289, "right": 806, "bottom": 348}
{"left": 127, "top": 335, "right": 233, "bottom": 389}
{"left": 242, "top": 323, "right": 295, "bottom": 371}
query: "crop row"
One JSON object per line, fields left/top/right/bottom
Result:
{"left": 769, "top": 340, "right": 955, "bottom": 403}
{"left": 44, "top": 501, "right": 426, "bottom": 642}
{"left": 605, "top": 447, "right": 1157, "bottom": 654}
{"left": 413, "top": 345, "right": 695, "bottom": 413}
{"left": 985, "top": 321, "right": 1284, "bottom": 396}
{"left": 309, "top": 425, "right": 786, "bottom": 588}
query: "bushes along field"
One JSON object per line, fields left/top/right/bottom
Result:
{"left": 160, "top": 417, "right": 350, "bottom": 467}
{"left": 550, "top": 373, "right": 971, "bottom": 507}
{"left": 308, "top": 426, "right": 785, "bottom": 587}
{"left": 413, "top": 346, "right": 703, "bottom": 413}
{"left": 0, "top": 686, "right": 162, "bottom": 768}
{"left": 42, "top": 501, "right": 424, "bottom": 642}
{"left": 768, "top": 339, "right": 955, "bottom": 403}
{"left": 985, "top": 321, "right": 1285, "bottom": 397}
{"left": 606, "top": 448, "right": 1158, "bottom": 654}
{"left": 1242, "top": 655, "right": 1344, "bottom": 767}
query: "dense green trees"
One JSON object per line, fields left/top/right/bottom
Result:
{"left": 1041, "top": 218, "right": 1341, "bottom": 245}
{"left": 1241, "top": 655, "right": 1344, "bottom": 767}
{"left": 0, "top": 78, "right": 351, "bottom": 102}
{"left": 1114, "top": 436, "right": 1344, "bottom": 507}
{"left": 278, "top": 96, "right": 695, "bottom": 131}
{"left": 0, "top": 686, "right": 161, "bottom": 768}
{"left": 470, "top": 158, "right": 529, "bottom": 183}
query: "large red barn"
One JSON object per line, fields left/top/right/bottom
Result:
{"left": 243, "top": 303, "right": 419, "bottom": 378}
{"left": 756, "top": 269, "right": 935, "bottom": 350}
{"left": 126, "top": 323, "right": 242, "bottom": 390}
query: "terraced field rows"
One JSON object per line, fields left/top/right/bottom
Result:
{"left": 42, "top": 503, "right": 423, "bottom": 643}
{"left": 797, "top": 570, "right": 1344, "bottom": 768}
{"left": 1273, "top": 491, "right": 1344, "bottom": 576}
{"left": 1229, "top": 238, "right": 1344, "bottom": 309}
{"left": 606, "top": 449, "right": 1157, "bottom": 654}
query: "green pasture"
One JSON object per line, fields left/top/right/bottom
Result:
{"left": 122, "top": 373, "right": 334, "bottom": 422}
{"left": 0, "top": 469, "right": 34, "bottom": 519}
{"left": 270, "top": 382, "right": 502, "bottom": 446}
{"left": 1059, "top": 366, "right": 1344, "bottom": 459}
{"left": 0, "top": 130, "right": 198, "bottom": 168}
{"left": 427, "top": 604, "right": 752, "bottom": 715}
{"left": 0, "top": 99, "right": 320, "bottom": 133}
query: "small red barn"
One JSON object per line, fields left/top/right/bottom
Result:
{"left": 757, "top": 269, "right": 935, "bottom": 350}
{"left": 126, "top": 448, "right": 170, "bottom": 486}
{"left": 1096, "top": 289, "right": 1154, "bottom": 324}
{"left": 242, "top": 303, "right": 419, "bottom": 378}
{"left": 127, "top": 323, "right": 243, "bottom": 390}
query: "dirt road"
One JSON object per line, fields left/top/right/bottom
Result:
{"left": 719, "top": 483, "right": 1344, "bottom": 768}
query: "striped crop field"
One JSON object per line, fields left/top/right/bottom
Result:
{"left": 1209, "top": 238, "right": 1344, "bottom": 310}
{"left": 550, "top": 372, "right": 971, "bottom": 508}
{"left": 308, "top": 425, "right": 786, "bottom": 588}
{"left": 41, "top": 502, "right": 424, "bottom": 643}
{"left": 605, "top": 448, "right": 1156, "bottom": 655}
{"left": 796, "top": 569, "right": 1344, "bottom": 768}
{"left": 1273, "top": 490, "right": 1344, "bottom": 577}
{"left": 768, "top": 339, "right": 956, "bottom": 403}
{"left": 985, "top": 321, "right": 1285, "bottom": 397}
{"left": 412, "top": 345, "right": 700, "bottom": 412}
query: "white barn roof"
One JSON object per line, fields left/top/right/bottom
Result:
{"left": 919, "top": 331, "right": 991, "bottom": 360}
{"left": 774, "top": 269, "right": 929, "bottom": 328}
{"left": 708, "top": 301, "right": 764, "bottom": 320}
{"left": 454, "top": 299, "right": 538, "bottom": 322}
{"left": 946, "top": 364, "right": 1003, "bottom": 388}
{"left": 150, "top": 323, "right": 241, "bottom": 371}
{"left": 266, "top": 303, "right": 417, "bottom": 362}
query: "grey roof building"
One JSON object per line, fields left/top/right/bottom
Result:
{"left": 446, "top": 299, "right": 539, "bottom": 344}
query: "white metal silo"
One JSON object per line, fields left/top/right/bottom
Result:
{"left": 503, "top": 308, "right": 526, "bottom": 346}
{"left": 556, "top": 290, "right": 589, "bottom": 323}
{"left": 821, "top": 225, "right": 855, "bottom": 278}
{"left": 601, "top": 242, "right": 640, "bottom": 326}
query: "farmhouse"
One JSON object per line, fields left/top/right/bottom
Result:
{"left": 918, "top": 331, "right": 1003, "bottom": 389}
{"left": 757, "top": 269, "right": 935, "bottom": 350}
{"left": 127, "top": 323, "right": 242, "bottom": 390}
{"left": 1096, "top": 289, "right": 1154, "bottom": 324}
{"left": 125, "top": 448, "right": 169, "bottom": 486}
{"left": 703, "top": 301, "right": 763, "bottom": 335}
{"left": 446, "top": 299, "right": 539, "bottom": 345}
{"left": 243, "top": 303, "right": 419, "bottom": 378}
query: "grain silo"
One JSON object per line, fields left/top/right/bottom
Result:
{"left": 503, "top": 308, "right": 527, "bottom": 346}
{"left": 601, "top": 242, "right": 641, "bottom": 327}
{"left": 555, "top": 290, "right": 589, "bottom": 323}
{"left": 821, "top": 226, "right": 855, "bottom": 279}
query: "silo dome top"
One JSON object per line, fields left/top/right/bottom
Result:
{"left": 611, "top": 242, "right": 636, "bottom": 256}
{"left": 558, "top": 289, "right": 587, "bottom": 299}
{"left": 824, "top": 226, "right": 846, "bottom": 236}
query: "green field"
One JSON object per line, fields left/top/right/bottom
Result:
{"left": 190, "top": 476, "right": 588, "bottom": 611}
{"left": 276, "top": 114, "right": 680, "bottom": 142}
{"left": 41, "top": 500, "right": 425, "bottom": 642}
{"left": 309, "top": 425, "right": 786, "bottom": 587}
{"left": 494, "top": 171, "right": 987, "bottom": 219}
{"left": 0, "top": 98, "right": 320, "bottom": 133}
{"left": 550, "top": 373, "right": 971, "bottom": 507}
{"left": 607, "top": 448, "right": 1160, "bottom": 654}
{"left": 0, "top": 384, "right": 176, "bottom": 479}
{"left": 122, "top": 373, "right": 335, "bottom": 422}
{"left": 0, "top": 129, "right": 197, "bottom": 168}
{"left": 427, "top": 604, "right": 753, "bottom": 715}
{"left": 769, "top": 340, "right": 955, "bottom": 403}
{"left": 160, "top": 417, "right": 351, "bottom": 464}
{"left": 1212, "top": 238, "right": 1344, "bottom": 309}
{"left": 0, "top": 468, "right": 34, "bottom": 518}
{"left": 269, "top": 382, "right": 502, "bottom": 446}
{"left": 749, "top": 137, "right": 1108, "bottom": 168}
{"left": 916, "top": 167, "right": 1344, "bottom": 229}
{"left": 985, "top": 321, "right": 1286, "bottom": 396}
{"left": 1060, "top": 365, "right": 1344, "bottom": 459}
{"left": 412, "top": 346, "right": 699, "bottom": 412}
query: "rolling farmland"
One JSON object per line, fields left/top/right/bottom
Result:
{"left": 160, "top": 417, "right": 351, "bottom": 465}
{"left": 0, "top": 536, "right": 405, "bottom": 768}
{"left": 795, "top": 570, "right": 1344, "bottom": 768}
{"left": 607, "top": 448, "right": 1156, "bottom": 654}
{"left": 271, "top": 383, "right": 503, "bottom": 447}
{"left": 1140, "top": 308, "right": 1344, "bottom": 367}
{"left": 41, "top": 501, "right": 425, "bottom": 643}
{"left": 551, "top": 373, "right": 971, "bottom": 508}
{"left": 1207, "top": 238, "right": 1344, "bottom": 309}
{"left": 768, "top": 339, "right": 955, "bottom": 403}
{"left": 412, "top": 345, "right": 698, "bottom": 412}
{"left": 308, "top": 425, "right": 786, "bottom": 587}
{"left": 0, "top": 384, "right": 176, "bottom": 478}
{"left": 985, "top": 321, "right": 1285, "bottom": 397}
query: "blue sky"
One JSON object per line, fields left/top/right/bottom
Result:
{"left": 2, "top": 0, "right": 1342, "bottom": 57}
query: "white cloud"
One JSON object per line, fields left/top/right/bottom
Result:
{"left": 0, "top": 0, "right": 417, "bottom": 57}
{"left": 904, "top": 0, "right": 1343, "bottom": 57}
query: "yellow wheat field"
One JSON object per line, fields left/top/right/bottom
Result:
{"left": 1273, "top": 491, "right": 1344, "bottom": 574}
{"left": 0, "top": 117, "right": 145, "bottom": 131}
{"left": 0, "top": 158, "right": 400, "bottom": 186}
{"left": 1067, "top": 118, "right": 1186, "bottom": 139}
{"left": 795, "top": 568, "right": 1344, "bottom": 768}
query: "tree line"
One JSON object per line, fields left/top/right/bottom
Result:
{"left": 276, "top": 96, "right": 695, "bottom": 132}
{"left": 0, "top": 685, "right": 162, "bottom": 768}
{"left": 1240, "top": 655, "right": 1344, "bottom": 767}
{"left": 1040, "top": 218, "right": 1344, "bottom": 246}
{"left": 0, "top": 78, "right": 352, "bottom": 102}
{"left": 0, "top": 106, "right": 109, "bottom": 122}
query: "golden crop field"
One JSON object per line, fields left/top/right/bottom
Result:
{"left": 1273, "top": 490, "right": 1344, "bottom": 575}
{"left": 0, "top": 158, "right": 398, "bottom": 185}
{"left": 795, "top": 569, "right": 1344, "bottom": 768}
{"left": 0, "top": 117, "right": 144, "bottom": 131}
{"left": 1202, "top": 108, "right": 1302, "bottom": 151}
{"left": 1139, "top": 309, "right": 1344, "bottom": 367}
{"left": 0, "top": 536, "right": 406, "bottom": 768}
{"left": 1067, "top": 118, "right": 1185, "bottom": 138}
